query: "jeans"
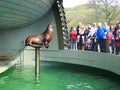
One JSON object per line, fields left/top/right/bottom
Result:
{"left": 97, "top": 39, "right": 107, "bottom": 52}
{"left": 71, "top": 40, "right": 77, "bottom": 50}
{"left": 110, "top": 39, "right": 115, "bottom": 54}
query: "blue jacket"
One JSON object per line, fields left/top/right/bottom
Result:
{"left": 96, "top": 27, "right": 108, "bottom": 39}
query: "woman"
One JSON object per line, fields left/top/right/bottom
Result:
{"left": 77, "top": 25, "right": 85, "bottom": 50}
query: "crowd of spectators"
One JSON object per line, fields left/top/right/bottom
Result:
{"left": 69, "top": 21, "right": 120, "bottom": 55}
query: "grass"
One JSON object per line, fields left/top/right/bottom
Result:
{"left": 65, "top": 4, "right": 120, "bottom": 29}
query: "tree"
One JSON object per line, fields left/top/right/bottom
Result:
{"left": 88, "top": 0, "right": 101, "bottom": 21}
{"left": 88, "top": 0, "right": 120, "bottom": 24}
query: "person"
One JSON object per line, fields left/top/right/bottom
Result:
{"left": 115, "top": 23, "right": 120, "bottom": 55}
{"left": 103, "top": 22, "right": 110, "bottom": 53}
{"left": 69, "top": 27, "right": 73, "bottom": 49}
{"left": 96, "top": 23, "right": 108, "bottom": 52}
{"left": 87, "top": 23, "right": 97, "bottom": 51}
{"left": 114, "top": 21, "right": 120, "bottom": 39}
{"left": 114, "top": 21, "right": 120, "bottom": 54}
{"left": 77, "top": 24, "right": 85, "bottom": 50}
{"left": 103, "top": 22, "right": 109, "bottom": 31}
{"left": 76, "top": 22, "right": 82, "bottom": 50}
{"left": 84, "top": 25, "right": 91, "bottom": 50}
{"left": 69, "top": 27, "right": 73, "bottom": 36}
{"left": 76, "top": 22, "right": 82, "bottom": 34}
{"left": 84, "top": 24, "right": 91, "bottom": 41}
{"left": 107, "top": 25, "right": 115, "bottom": 54}
{"left": 70, "top": 27, "right": 77, "bottom": 50}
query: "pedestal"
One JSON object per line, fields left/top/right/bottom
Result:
{"left": 35, "top": 47, "right": 40, "bottom": 79}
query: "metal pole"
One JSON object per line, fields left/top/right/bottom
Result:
{"left": 35, "top": 47, "right": 40, "bottom": 79}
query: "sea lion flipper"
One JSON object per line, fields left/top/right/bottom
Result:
{"left": 44, "top": 41, "right": 49, "bottom": 48}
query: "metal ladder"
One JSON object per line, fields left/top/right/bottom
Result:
{"left": 57, "top": 0, "right": 71, "bottom": 49}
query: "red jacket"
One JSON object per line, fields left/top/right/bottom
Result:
{"left": 70, "top": 30, "right": 77, "bottom": 40}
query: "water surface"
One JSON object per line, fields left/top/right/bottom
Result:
{"left": 0, "top": 62, "right": 120, "bottom": 90}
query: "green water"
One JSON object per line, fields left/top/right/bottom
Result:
{"left": 0, "top": 62, "right": 120, "bottom": 90}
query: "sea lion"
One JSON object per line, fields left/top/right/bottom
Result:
{"left": 25, "top": 23, "right": 54, "bottom": 48}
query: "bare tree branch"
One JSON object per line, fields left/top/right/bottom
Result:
{"left": 88, "top": 0, "right": 120, "bottom": 24}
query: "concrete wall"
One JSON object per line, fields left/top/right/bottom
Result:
{"left": 22, "top": 49, "right": 120, "bottom": 76}
{"left": 0, "top": 9, "right": 59, "bottom": 58}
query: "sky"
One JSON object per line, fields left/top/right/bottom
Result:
{"left": 63, "top": 0, "right": 88, "bottom": 8}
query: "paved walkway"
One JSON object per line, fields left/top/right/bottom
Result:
{"left": 0, "top": 60, "right": 17, "bottom": 74}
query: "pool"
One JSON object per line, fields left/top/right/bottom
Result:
{"left": 0, "top": 61, "right": 120, "bottom": 90}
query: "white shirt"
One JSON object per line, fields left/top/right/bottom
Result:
{"left": 88, "top": 27, "right": 97, "bottom": 37}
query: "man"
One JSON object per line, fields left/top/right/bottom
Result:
{"left": 96, "top": 23, "right": 108, "bottom": 52}
{"left": 103, "top": 22, "right": 110, "bottom": 53}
